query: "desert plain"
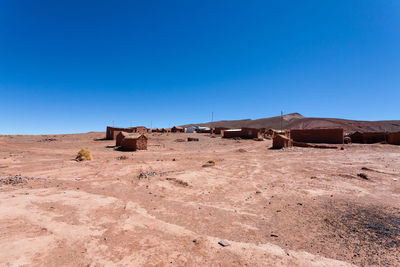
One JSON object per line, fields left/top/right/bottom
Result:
{"left": 0, "top": 132, "right": 399, "bottom": 266}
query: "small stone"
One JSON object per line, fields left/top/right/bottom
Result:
{"left": 218, "top": 240, "right": 230, "bottom": 247}
{"left": 357, "top": 173, "right": 368, "bottom": 180}
{"left": 270, "top": 234, "right": 278, "bottom": 238}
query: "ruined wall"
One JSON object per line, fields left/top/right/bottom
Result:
{"left": 290, "top": 128, "right": 344, "bottom": 144}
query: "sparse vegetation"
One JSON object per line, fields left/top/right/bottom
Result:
{"left": 117, "top": 155, "right": 128, "bottom": 160}
{"left": 75, "top": 149, "right": 92, "bottom": 161}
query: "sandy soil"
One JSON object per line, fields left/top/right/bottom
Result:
{"left": 0, "top": 132, "right": 399, "bottom": 266}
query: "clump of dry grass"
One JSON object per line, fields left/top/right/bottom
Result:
{"left": 202, "top": 160, "right": 216, "bottom": 167}
{"left": 76, "top": 149, "right": 92, "bottom": 161}
{"left": 117, "top": 155, "right": 128, "bottom": 160}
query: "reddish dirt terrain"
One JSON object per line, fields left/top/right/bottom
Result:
{"left": 0, "top": 132, "right": 399, "bottom": 266}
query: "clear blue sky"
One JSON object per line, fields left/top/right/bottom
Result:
{"left": 1, "top": 0, "right": 399, "bottom": 134}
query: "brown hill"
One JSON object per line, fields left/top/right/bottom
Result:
{"left": 181, "top": 113, "right": 400, "bottom": 133}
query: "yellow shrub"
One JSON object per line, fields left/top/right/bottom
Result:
{"left": 76, "top": 149, "right": 92, "bottom": 161}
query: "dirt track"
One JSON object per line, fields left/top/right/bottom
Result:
{"left": 0, "top": 132, "right": 399, "bottom": 266}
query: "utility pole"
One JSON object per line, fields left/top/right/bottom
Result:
{"left": 280, "top": 111, "right": 283, "bottom": 132}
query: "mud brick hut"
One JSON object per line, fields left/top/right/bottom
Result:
{"left": 213, "top": 127, "right": 229, "bottom": 135}
{"left": 221, "top": 128, "right": 263, "bottom": 139}
{"left": 160, "top": 128, "right": 171, "bottom": 133}
{"left": 272, "top": 134, "right": 292, "bottom": 149}
{"left": 222, "top": 129, "right": 242, "bottom": 138}
{"left": 116, "top": 131, "right": 131, "bottom": 147}
{"left": 151, "top": 128, "right": 160, "bottom": 133}
{"left": 349, "top": 131, "right": 388, "bottom": 144}
{"left": 120, "top": 134, "right": 148, "bottom": 151}
{"left": 199, "top": 128, "right": 211, "bottom": 133}
{"left": 132, "top": 126, "right": 148, "bottom": 134}
{"left": 290, "top": 128, "right": 344, "bottom": 144}
{"left": 388, "top": 132, "right": 400, "bottom": 145}
{"left": 171, "top": 126, "right": 184, "bottom": 133}
{"left": 241, "top": 128, "right": 263, "bottom": 139}
{"left": 106, "top": 126, "right": 134, "bottom": 140}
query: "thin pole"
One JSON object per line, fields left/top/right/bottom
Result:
{"left": 280, "top": 111, "right": 283, "bottom": 132}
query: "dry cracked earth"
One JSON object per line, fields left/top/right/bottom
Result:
{"left": 0, "top": 132, "right": 399, "bottom": 266}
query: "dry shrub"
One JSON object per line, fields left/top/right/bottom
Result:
{"left": 202, "top": 160, "right": 216, "bottom": 167}
{"left": 237, "top": 148, "right": 247, "bottom": 153}
{"left": 117, "top": 155, "right": 128, "bottom": 160}
{"left": 76, "top": 149, "right": 92, "bottom": 161}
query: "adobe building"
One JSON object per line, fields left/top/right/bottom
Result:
{"left": 222, "top": 129, "right": 242, "bottom": 138}
{"left": 132, "top": 126, "right": 148, "bottom": 134}
{"left": 290, "top": 128, "right": 344, "bottom": 144}
{"left": 106, "top": 126, "right": 134, "bottom": 140}
{"left": 388, "top": 132, "right": 400, "bottom": 145}
{"left": 116, "top": 131, "right": 130, "bottom": 147}
{"left": 213, "top": 127, "right": 229, "bottom": 135}
{"left": 241, "top": 128, "right": 263, "bottom": 139}
{"left": 221, "top": 128, "right": 263, "bottom": 139}
{"left": 349, "top": 131, "right": 388, "bottom": 144}
{"left": 160, "top": 128, "right": 171, "bottom": 133}
{"left": 272, "top": 134, "right": 293, "bottom": 149}
{"left": 120, "top": 134, "right": 148, "bottom": 151}
{"left": 348, "top": 131, "right": 363, "bottom": 143}
{"left": 171, "top": 126, "right": 184, "bottom": 133}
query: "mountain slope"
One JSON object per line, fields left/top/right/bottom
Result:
{"left": 180, "top": 113, "right": 400, "bottom": 133}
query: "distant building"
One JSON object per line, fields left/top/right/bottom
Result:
{"left": 221, "top": 128, "right": 263, "bottom": 139}
{"left": 106, "top": 126, "right": 134, "bottom": 140}
{"left": 213, "top": 127, "right": 229, "bottom": 135}
{"left": 185, "top": 127, "right": 196, "bottom": 133}
{"left": 349, "top": 131, "right": 387, "bottom": 144}
{"left": 241, "top": 128, "right": 263, "bottom": 139}
{"left": 197, "top": 127, "right": 211, "bottom": 133}
{"left": 221, "top": 129, "right": 242, "bottom": 138}
{"left": 290, "top": 128, "right": 344, "bottom": 144}
{"left": 171, "top": 126, "right": 184, "bottom": 133}
{"left": 106, "top": 126, "right": 148, "bottom": 140}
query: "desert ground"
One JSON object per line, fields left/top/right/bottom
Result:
{"left": 0, "top": 132, "right": 399, "bottom": 266}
